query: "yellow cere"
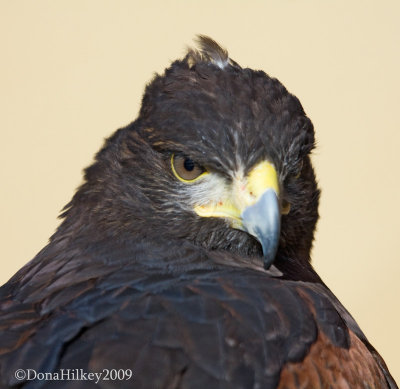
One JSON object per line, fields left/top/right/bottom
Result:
{"left": 247, "top": 160, "right": 279, "bottom": 198}
{"left": 193, "top": 160, "right": 279, "bottom": 227}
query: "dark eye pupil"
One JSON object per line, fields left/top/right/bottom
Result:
{"left": 184, "top": 158, "right": 195, "bottom": 171}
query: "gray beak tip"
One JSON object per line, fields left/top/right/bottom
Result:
{"left": 263, "top": 250, "right": 277, "bottom": 270}
{"left": 241, "top": 189, "right": 281, "bottom": 269}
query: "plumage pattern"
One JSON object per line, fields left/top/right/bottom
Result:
{"left": 0, "top": 36, "right": 397, "bottom": 388}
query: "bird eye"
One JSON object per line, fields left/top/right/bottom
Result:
{"left": 171, "top": 154, "right": 207, "bottom": 182}
{"left": 281, "top": 199, "right": 291, "bottom": 215}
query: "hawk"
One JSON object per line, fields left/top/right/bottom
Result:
{"left": 0, "top": 36, "right": 397, "bottom": 389}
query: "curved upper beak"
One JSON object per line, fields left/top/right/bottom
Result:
{"left": 241, "top": 188, "right": 280, "bottom": 269}
{"left": 194, "top": 160, "right": 281, "bottom": 269}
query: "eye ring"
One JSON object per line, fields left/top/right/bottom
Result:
{"left": 171, "top": 154, "right": 208, "bottom": 183}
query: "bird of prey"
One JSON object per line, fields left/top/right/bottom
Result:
{"left": 0, "top": 36, "right": 397, "bottom": 389}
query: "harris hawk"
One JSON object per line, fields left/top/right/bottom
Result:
{"left": 0, "top": 36, "right": 397, "bottom": 389}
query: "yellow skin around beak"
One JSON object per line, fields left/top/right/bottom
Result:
{"left": 194, "top": 160, "right": 281, "bottom": 268}
{"left": 194, "top": 161, "right": 279, "bottom": 229}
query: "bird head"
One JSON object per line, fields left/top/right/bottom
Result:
{"left": 59, "top": 36, "right": 320, "bottom": 272}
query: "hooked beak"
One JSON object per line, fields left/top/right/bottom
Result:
{"left": 241, "top": 188, "right": 280, "bottom": 269}
{"left": 195, "top": 160, "right": 282, "bottom": 269}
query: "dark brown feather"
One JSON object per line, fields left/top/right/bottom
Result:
{"left": 186, "top": 35, "right": 230, "bottom": 69}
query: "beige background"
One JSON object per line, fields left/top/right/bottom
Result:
{"left": 1, "top": 0, "right": 399, "bottom": 382}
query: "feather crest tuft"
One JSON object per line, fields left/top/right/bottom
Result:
{"left": 187, "top": 35, "right": 231, "bottom": 69}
